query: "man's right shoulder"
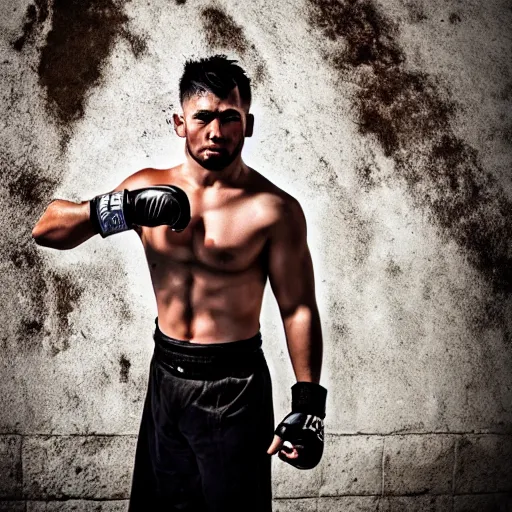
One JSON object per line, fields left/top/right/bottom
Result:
{"left": 113, "top": 166, "right": 182, "bottom": 192}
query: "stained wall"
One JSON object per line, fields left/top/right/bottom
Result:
{"left": 0, "top": 0, "right": 511, "bottom": 510}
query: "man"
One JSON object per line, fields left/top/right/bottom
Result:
{"left": 32, "top": 55, "right": 327, "bottom": 512}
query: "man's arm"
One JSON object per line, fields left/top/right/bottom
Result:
{"left": 266, "top": 195, "right": 326, "bottom": 465}
{"left": 32, "top": 199, "right": 96, "bottom": 250}
{"left": 267, "top": 196, "right": 323, "bottom": 383}
{"left": 31, "top": 169, "right": 152, "bottom": 250}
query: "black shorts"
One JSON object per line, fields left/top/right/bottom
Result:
{"left": 128, "top": 320, "right": 275, "bottom": 512}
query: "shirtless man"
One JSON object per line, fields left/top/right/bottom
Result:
{"left": 32, "top": 55, "right": 327, "bottom": 512}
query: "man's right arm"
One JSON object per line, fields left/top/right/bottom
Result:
{"left": 32, "top": 169, "right": 153, "bottom": 250}
{"left": 32, "top": 199, "right": 96, "bottom": 250}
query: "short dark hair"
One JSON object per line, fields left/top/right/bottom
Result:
{"left": 179, "top": 55, "right": 251, "bottom": 108}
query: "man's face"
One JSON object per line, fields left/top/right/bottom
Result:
{"left": 177, "top": 87, "right": 250, "bottom": 172}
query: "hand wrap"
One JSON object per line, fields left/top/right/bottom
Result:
{"left": 90, "top": 190, "right": 130, "bottom": 237}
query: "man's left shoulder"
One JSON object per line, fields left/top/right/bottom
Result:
{"left": 248, "top": 168, "right": 304, "bottom": 215}
{"left": 248, "top": 173, "right": 306, "bottom": 238}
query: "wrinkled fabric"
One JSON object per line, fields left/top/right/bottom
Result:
{"left": 128, "top": 323, "right": 274, "bottom": 512}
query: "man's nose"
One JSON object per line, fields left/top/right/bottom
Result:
{"left": 208, "top": 118, "right": 223, "bottom": 139}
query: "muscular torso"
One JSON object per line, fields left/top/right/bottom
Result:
{"left": 132, "top": 166, "right": 283, "bottom": 343}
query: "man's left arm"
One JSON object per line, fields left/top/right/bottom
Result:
{"left": 266, "top": 196, "right": 327, "bottom": 469}
{"left": 267, "top": 196, "right": 322, "bottom": 383}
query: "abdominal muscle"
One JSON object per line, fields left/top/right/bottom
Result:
{"left": 149, "top": 257, "right": 267, "bottom": 344}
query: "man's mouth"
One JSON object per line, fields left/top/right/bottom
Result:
{"left": 203, "top": 147, "right": 226, "bottom": 155}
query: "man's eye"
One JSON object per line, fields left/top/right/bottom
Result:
{"left": 222, "top": 115, "right": 241, "bottom": 123}
{"left": 194, "top": 113, "right": 213, "bottom": 123}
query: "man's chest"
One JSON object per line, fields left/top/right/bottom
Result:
{"left": 143, "top": 191, "right": 276, "bottom": 273}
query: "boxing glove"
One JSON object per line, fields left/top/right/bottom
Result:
{"left": 90, "top": 185, "right": 190, "bottom": 238}
{"left": 275, "top": 382, "right": 327, "bottom": 470}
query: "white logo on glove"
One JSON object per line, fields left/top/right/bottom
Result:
{"left": 98, "top": 191, "right": 128, "bottom": 233}
{"left": 303, "top": 414, "right": 324, "bottom": 442}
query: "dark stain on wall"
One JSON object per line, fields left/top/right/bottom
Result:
{"left": 386, "top": 260, "right": 403, "bottom": 277}
{"left": 51, "top": 272, "right": 84, "bottom": 353}
{"left": 307, "top": 0, "right": 512, "bottom": 301}
{"left": 2, "top": 154, "right": 81, "bottom": 355}
{"left": 449, "top": 13, "right": 462, "bottom": 25}
{"left": 121, "top": 28, "right": 148, "bottom": 59}
{"left": 200, "top": 6, "right": 267, "bottom": 86}
{"left": 201, "top": 7, "right": 249, "bottom": 55}
{"left": 1, "top": 152, "right": 84, "bottom": 352}
{"left": 13, "top": 244, "right": 48, "bottom": 340}
{"left": 4, "top": 0, "right": 146, "bottom": 354}
{"left": 501, "top": 82, "right": 512, "bottom": 102}
{"left": 8, "top": 167, "right": 57, "bottom": 206}
{"left": 24, "top": 0, "right": 147, "bottom": 127}
{"left": 356, "top": 160, "right": 381, "bottom": 192}
{"left": 12, "top": 0, "right": 49, "bottom": 51}
{"left": 119, "top": 354, "right": 131, "bottom": 383}
{"left": 402, "top": 1, "right": 428, "bottom": 23}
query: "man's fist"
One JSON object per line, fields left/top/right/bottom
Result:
{"left": 90, "top": 185, "right": 190, "bottom": 238}
{"left": 268, "top": 382, "right": 327, "bottom": 470}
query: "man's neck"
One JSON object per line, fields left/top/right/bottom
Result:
{"left": 182, "top": 153, "right": 248, "bottom": 189}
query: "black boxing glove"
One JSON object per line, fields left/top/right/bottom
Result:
{"left": 275, "top": 382, "right": 327, "bottom": 470}
{"left": 90, "top": 185, "right": 190, "bottom": 238}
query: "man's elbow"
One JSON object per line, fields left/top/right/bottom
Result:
{"left": 32, "top": 231, "right": 58, "bottom": 249}
{"left": 31, "top": 224, "right": 74, "bottom": 250}
{"left": 281, "top": 303, "right": 315, "bottom": 323}
{"left": 32, "top": 222, "right": 48, "bottom": 246}
{"left": 32, "top": 201, "right": 55, "bottom": 245}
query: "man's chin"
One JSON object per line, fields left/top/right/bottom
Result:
{"left": 187, "top": 141, "right": 243, "bottom": 172}
{"left": 198, "top": 156, "right": 231, "bottom": 171}
{"left": 193, "top": 151, "right": 235, "bottom": 171}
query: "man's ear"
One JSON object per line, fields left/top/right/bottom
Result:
{"left": 245, "top": 114, "right": 254, "bottom": 137}
{"left": 173, "top": 113, "right": 186, "bottom": 138}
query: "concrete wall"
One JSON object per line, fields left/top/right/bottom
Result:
{"left": 1, "top": 0, "right": 511, "bottom": 510}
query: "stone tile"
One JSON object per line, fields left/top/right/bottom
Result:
{"left": 320, "top": 435, "right": 383, "bottom": 496}
{"left": 0, "top": 502, "right": 25, "bottom": 512}
{"left": 273, "top": 498, "right": 317, "bottom": 512}
{"left": 454, "top": 493, "right": 512, "bottom": 512}
{"left": 378, "top": 495, "right": 453, "bottom": 512}
{"left": 317, "top": 496, "right": 381, "bottom": 511}
{"left": 455, "top": 435, "right": 512, "bottom": 493}
{"left": 27, "top": 501, "right": 128, "bottom": 511}
{"left": 0, "top": 436, "right": 22, "bottom": 498}
{"left": 23, "top": 436, "right": 137, "bottom": 499}
{"left": 384, "top": 435, "right": 455, "bottom": 494}
{"left": 272, "top": 453, "right": 322, "bottom": 499}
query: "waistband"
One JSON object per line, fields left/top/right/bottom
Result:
{"left": 152, "top": 319, "right": 264, "bottom": 379}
